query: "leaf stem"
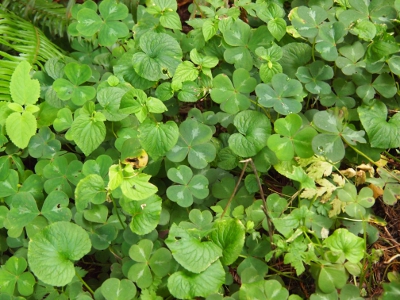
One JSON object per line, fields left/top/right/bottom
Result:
{"left": 109, "top": 193, "right": 126, "bottom": 230}
{"left": 75, "top": 271, "right": 94, "bottom": 295}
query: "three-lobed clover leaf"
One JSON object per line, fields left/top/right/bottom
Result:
{"left": 320, "top": 78, "right": 356, "bottom": 108}
{"left": 53, "top": 62, "right": 96, "bottom": 106}
{"left": 290, "top": 5, "right": 328, "bottom": 38}
{"left": 101, "top": 278, "right": 137, "bottom": 300}
{"left": 28, "top": 222, "right": 92, "bottom": 286}
{"left": 166, "top": 165, "right": 209, "bottom": 207}
{"left": 28, "top": 127, "right": 61, "bottom": 159}
{"left": 146, "top": 0, "right": 182, "bottom": 30}
{"left": 267, "top": 114, "right": 317, "bottom": 161}
{"left": 256, "top": 2, "right": 286, "bottom": 41}
{"left": 353, "top": 71, "right": 397, "bottom": 103}
{"left": 255, "top": 44, "right": 283, "bottom": 83}
{"left": 166, "top": 118, "right": 216, "bottom": 169}
{"left": 210, "top": 68, "right": 257, "bottom": 114}
{"left": 0, "top": 257, "right": 35, "bottom": 296}
{"left": 296, "top": 60, "right": 334, "bottom": 95}
{"left": 324, "top": 228, "right": 365, "bottom": 263}
{"left": 337, "top": 183, "right": 375, "bottom": 218}
{"left": 315, "top": 21, "right": 346, "bottom": 61}
{"left": 335, "top": 41, "right": 366, "bottom": 75}
{"left": 256, "top": 73, "right": 304, "bottom": 115}
{"left": 76, "top": 0, "right": 129, "bottom": 47}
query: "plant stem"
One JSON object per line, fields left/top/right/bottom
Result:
{"left": 109, "top": 193, "right": 126, "bottom": 230}
{"left": 75, "top": 271, "right": 94, "bottom": 295}
{"left": 384, "top": 151, "right": 400, "bottom": 163}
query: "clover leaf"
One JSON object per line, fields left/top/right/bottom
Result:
{"left": 315, "top": 21, "right": 346, "bottom": 61}
{"left": 320, "top": 78, "right": 356, "bottom": 108}
{"left": 228, "top": 110, "right": 271, "bottom": 157}
{"left": 0, "top": 257, "right": 35, "bottom": 296}
{"left": 290, "top": 6, "right": 328, "bottom": 38}
{"left": 166, "top": 165, "right": 209, "bottom": 207}
{"left": 28, "top": 222, "right": 91, "bottom": 286}
{"left": 337, "top": 183, "right": 375, "bottom": 218}
{"left": 256, "top": 73, "right": 304, "bottom": 115}
{"left": 255, "top": 44, "right": 283, "bottom": 83}
{"left": 28, "top": 127, "right": 61, "bottom": 159}
{"left": 101, "top": 278, "right": 137, "bottom": 300}
{"left": 256, "top": 2, "right": 286, "bottom": 41}
{"left": 166, "top": 119, "right": 216, "bottom": 169}
{"left": 75, "top": 174, "right": 107, "bottom": 211}
{"left": 353, "top": 71, "right": 397, "bottom": 103}
{"left": 296, "top": 60, "right": 334, "bottom": 95}
{"left": 146, "top": 0, "right": 182, "bottom": 30}
{"left": 132, "top": 31, "right": 182, "bottom": 82}
{"left": 210, "top": 68, "right": 257, "bottom": 114}
{"left": 335, "top": 41, "right": 366, "bottom": 75}
{"left": 324, "top": 228, "right": 365, "bottom": 263}
{"left": 52, "top": 62, "right": 96, "bottom": 106}
{"left": 358, "top": 100, "right": 400, "bottom": 148}
{"left": 267, "top": 114, "right": 317, "bottom": 161}
{"left": 76, "top": 0, "right": 129, "bottom": 47}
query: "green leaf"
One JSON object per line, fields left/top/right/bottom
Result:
{"left": 240, "top": 279, "right": 289, "bottom": 300}
{"left": 315, "top": 22, "right": 346, "bottom": 61}
{"left": 99, "top": 0, "right": 128, "bottom": 21}
{"left": 274, "top": 163, "right": 315, "bottom": 190}
{"left": 28, "top": 222, "right": 91, "bottom": 286}
{"left": 256, "top": 73, "right": 304, "bottom": 115}
{"left": 210, "top": 218, "right": 245, "bottom": 266}
{"left": 312, "top": 263, "right": 348, "bottom": 294}
{"left": 149, "top": 247, "right": 172, "bottom": 277}
{"left": 281, "top": 43, "right": 312, "bottom": 78}
{"left": 129, "top": 239, "right": 153, "bottom": 262}
{"left": 120, "top": 195, "right": 162, "bottom": 235}
{"left": 312, "top": 133, "right": 345, "bottom": 162}
{"left": 83, "top": 204, "right": 108, "bottom": 223}
{"left": 64, "top": 63, "right": 92, "bottom": 86}
{"left": 168, "top": 260, "right": 225, "bottom": 299}
{"left": 41, "top": 191, "right": 72, "bottom": 223}
{"left": 223, "top": 18, "right": 250, "bottom": 47}
{"left": 228, "top": 110, "right": 271, "bottom": 157}
{"left": 10, "top": 61, "right": 40, "bottom": 105}
{"left": 6, "top": 112, "right": 37, "bottom": 149}
{"left": 165, "top": 224, "right": 222, "bottom": 273}
{"left": 101, "top": 278, "right": 136, "bottom": 300}
{"left": 337, "top": 183, "right": 374, "bottom": 218}
{"left": 128, "top": 262, "right": 152, "bottom": 289}
{"left": 0, "top": 257, "right": 35, "bottom": 296}
{"left": 358, "top": 100, "right": 400, "bottom": 148}
{"left": 173, "top": 61, "right": 199, "bottom": 83}
{"left": 70, "top": 113, "right": 106, "bottom": 156}
{"left": 28, "top": 127, "right": 61, "bottom": 159}
{"left": 335, "top": 41, "right": 366, "bottom": 75}
{"left": 76, "top": 8, "right": 102, "bottom": 36}
{"left": 160, "top": 11, "right": 182, "bottom": 30}
{"left": 54, "top": 108, "right": 73, "bottom": 132}
{"left": 268, "top": 18, "right": 286, "bottom": 41}
{"left": 291, "top": 6, "right": 328, "bottom": 38}
{"left": 166, "top": 119, "right": 216, "bottom": 169}
{"left": 121, "top": 173, "right": 158, "bottom": 201}
{"left": 98, "top": 21, "right": 129, "bottom": 47}
{"left": 388, "top": 56, "right": 400, "bottom": 75}
{"left": 7, "top": 192, "right": 39, "bottom": 229}
{"left": 372, "top": 73, "right": 397, "bottom": 99}
{"left": 139, "top": 119, "right": 179, "bottom": 158}
{"left": 132, "top": 31, "right": 182, "bottom": 81}
{"left": 296, "top": 61, "right": 333, "bottom": 95}
{"left": 75, "top": 174, "right": 107, "bottom": 211}
{"left": 324, "top": 228, "right": 365, "bottom": 263}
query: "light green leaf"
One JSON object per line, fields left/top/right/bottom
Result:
{"left": 76, "top": 8, "right": 102, "bottom": 36}
{"left": 160, "top": 11, "right": 182, "bottom": 30}
{"left": 139, "top": 119, "right": 179, "bottom": 158}
{"left": 358, "top": 100, "right": 400, "bottom": 148}
{"left": 41, "top": 191, "right": 71, "bottom": 223}
{"left": 121, "top": 173, "right": 158, "bottom": 201}
{"left": 10, "top": 61, "right": 40, "bottom": 105}
{"left": 166, "top": 224, "right": 222, "bottom": 273}
{"left": 120, "top": 195, "right": 162, "bottom": 235}
{"left": 168, "top": 260, "right": 225, "bottom": 299}
{"left": 7, "top": 192, "right": 39, "bottom": 228}
{"left": 324, "top": 228, "right": 365, "bottom": 263}
{"left": 210, "top": 218, "right": 245, "bottom": 265}
{"left": 268, "top": 18, "right": 286, "bottom": 41}
{"left": 228, "top": 110, "right": 271, "bottom": 157}
{"left": 173, "top": 61, "right": 199, "bottom": 83}
{"left": 70, "top": 113, "right": 106, "bottom": 156}
{"left": 99, "top": 0, "right": 128, "bottom": 21}
{"left": 28, "top": 222, "right": 91, "bottom": 286}
{"left": 75, "top": 174, "right": 107, "bottom": 211}
{"left": 101, "top": 278, "right": 136, "bottom": 300}
{"left": 6, "top": 111, "right": 37, "bottom": 149}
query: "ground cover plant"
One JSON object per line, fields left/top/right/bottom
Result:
{"left": 0, "top": 0, "right": 400, "bottom": 299}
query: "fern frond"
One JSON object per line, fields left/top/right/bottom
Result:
{"left": 1, "top": 0, "right": 71, "bottom": 37}
{"left": 0, "top": 9, "right": 64, "bottom": 101}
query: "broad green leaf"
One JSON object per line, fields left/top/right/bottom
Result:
{"left": 336, "top": 41, "right": 366, "bottom": 75}
{"left": 10, "top": 61, "right": 40, "bottom": 105}
{"left": 210, "top": 218, "right": 245, "bottom": 265}
{"left": 166, "top": 224, "right": 222, "bottom": 273}
{"left": 70, "top": 113, "right": 106, "bottom": 156}
{"left": 388, "top": 56, "right": 400, "bottom": 75}
{"left": 358, "top": 100, "right": 400, "bottom": 148}
{"left": 324, "top": 228, "right": 365, "bottom": 263}
{"left": 256, "top": 73, "right": 304, "bottom": 115}
{"left": 311, "top": 263, "right": 348, "bottom": 294}
{"left": 121, "top": 173, "right": 158, "bottom": 201}
{"left": 129, "top": 239, "right": 153, "bottom": 262}
{"left": 274, "top": 163, "right": 315, "bottom": 190}
{"left": 173, "top": 61, "right": 199, "bottom": 83}
{"left": 98, "top": 21, "right": 129, "bottom": 47}
{"left": 28, "top": 222, "right": 91, "bottom": 286}
{"left": 223, "top": 18, "right": 250, "bottom": 47}
{"left": 372, "top": 73, "right": 397, "bottom": 99}
{"left": 128, "top": 262, "right": 152, "bottom": 289}
{"left": 139, "top": 119, "right": 179, "bottom": 158}
{"left": 149, "top": 247, "right": 172, "bottom": 277}
{"left": 101, "top": 278, "right": 136, "bottom": 300}
{"left": 190, "top": 49, "right": 219, "bottom": 69}
{"left": 41, "top": 191, "right": 72, "bottom": 223}
{"left": 75, "top": 174, "right": 107, "bottom": 211}
{"left": 132, "top": 31, "right": 182, "bottom": 81}
{"left": 351, "top": 20, "right": 376, "bottom": 41}
{"left": 83, "top": 204, "right": 108, "bottom": 223}
{"left": 160, "top": 11, "right": 182, "bottom": 30}
{"left": 168, "top": 260, "right": 225, "bottom": 299}
{"left": 53, "top": 108, "right": 73, "bottom": 132}
{"left": 64, "top": 63, "right": 92, "bottom": 86}
{"left": 7, "top": 192, "right": 39, "bottom": 229}
{"left": 99, "top": 0, "right": 128, "bottom": 20}
{"left": 337, "top": 183, "right": 374, "bottom": 218}
{"left": 202, "top": 19, "right": 218, "bottom": 41}
{"left": 6, "top": 111, "right": 37, "bottom": 149}
{"left": 240, "top": 279, "right": 289, "bottom": 300}
{"left": 228, "top": 110, "right": 271, "bottom": 157}
{"left": 312, "top": 133, "right": 345, "bottom": 162}
{"left": 315, "top": 22, "right": 346, "bottom": 61}
{"left": 281, "top": 43, "right": 312, "bottom": 78}
{"left": 268, "top": 18, "right": 286, "bottom": 41}
{"left": 120, "top": 195, "right": 162, "bottom": 235}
